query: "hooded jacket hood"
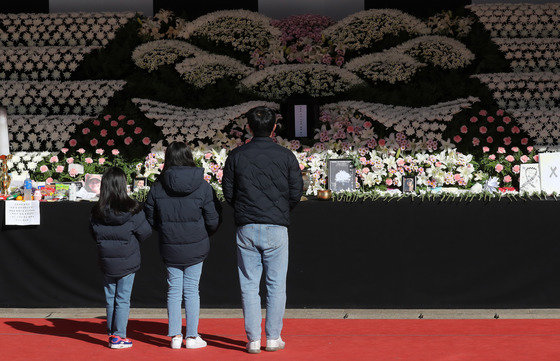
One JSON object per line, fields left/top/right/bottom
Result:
{"left": 161, "top": 166, "right": 205, "bottom": 196}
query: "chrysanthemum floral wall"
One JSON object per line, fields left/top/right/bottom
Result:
{"left": 3, "top": 4, "right": 558, "bottom": 195}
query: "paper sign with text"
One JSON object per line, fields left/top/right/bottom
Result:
{"left": 5, "top": 200, "right": 41, "bottom": 226}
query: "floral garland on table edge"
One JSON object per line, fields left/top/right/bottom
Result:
{"left": 472, "top": 72, "right": 560, "bottom": 110}
{"left": 0, "top": 12, "right": 136, "bottom": 47}
{"left": 321, "top": 9, "right": 430, "bottom": 53}
{"left": 0, "top": 80, "right": 126, "bottom": 115}
{"left": 467, "top": 4, "right": 560, "bottom": 38}
{"left": 0, "top": 46, "right": 99, "bottom": 81}
{"left": 132, "top": 40, "right": 204, "bottom": 72}
{"left": 492, "top": 38, "right": 560, "bottom": 73}
{"left": 175, "top": 54, "right": 253, "bottom": 88}
{"left": 238, "top": 64, "right": 365, "bottom": 100}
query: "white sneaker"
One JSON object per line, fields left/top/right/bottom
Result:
{"left": 266, "top": 337, "right": 285, "bottom": 352}
{"left": 171, "top": 335, "right": 183, "bottom": 349}
{"left": 185, "top": 336, "right": 207, "bottom": 349}
{"left": 246, "top": 340, "right": 261, "bottom": 354}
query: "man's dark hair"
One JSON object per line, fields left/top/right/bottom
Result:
{"left": 247, "top": 106, "right": 276, "bottom": 137}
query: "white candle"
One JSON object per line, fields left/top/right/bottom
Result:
{"left": 0, "top": 107, "right": 9, "bottom": 156}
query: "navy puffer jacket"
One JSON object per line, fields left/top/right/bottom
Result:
{"left": 144, "top": 166, "right": 220, "bottom": 267}
{"left": 90, "top": 208, "right": 152, "bottom": 278}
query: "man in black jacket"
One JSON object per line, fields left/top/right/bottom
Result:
{"left": 222, "top": 106, "right": 303, "bottom": 354}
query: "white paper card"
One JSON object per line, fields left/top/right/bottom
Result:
{"left": 5, "top": 200, "right": 40, "bottom": 226}
{"left": 519, "top": 163, "right": 541, "bottom": 194}
{"left": 294, "top": 105, "right": 307, "bottom": 137}
{"left": 539, "top": 152, "right": 560, "bottom": 194}
{"left": 68, "top": 163, "right": 85, "bottom": 175}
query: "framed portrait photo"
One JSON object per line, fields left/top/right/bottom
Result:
{"left": 402, "top": 177, "right": 416, "bottom": 193}
{"left": 133, "top": 177, "right": 148, "bottom": 191}
{"left": 328, "top": 159, "right": 355, "bottom": 192}
{"left": 84, "top": 174, "right": 102, "bottom": 195}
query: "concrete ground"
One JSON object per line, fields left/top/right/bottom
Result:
{"left": 1, "top": 308, "right": 560, "bottom": 319}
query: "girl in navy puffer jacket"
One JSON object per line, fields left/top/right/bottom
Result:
{"left": 145, "top": 142, "right": 220, "bottom": 350}
{"left": 91, "top": 167, "right": 152, "bottom": 349}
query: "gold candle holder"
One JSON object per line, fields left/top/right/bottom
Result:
{"left": 0, "top": 154, "right": 12, "bottom": 196}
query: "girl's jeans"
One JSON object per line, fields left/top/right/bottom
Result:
{"left": 166, "top": 262, "right": 203, "bottom": 338}
{"left": 104, "top": 272, "right": 135, "bottom": 338}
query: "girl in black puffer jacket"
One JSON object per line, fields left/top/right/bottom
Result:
{"left": 90, "top": 167, "right": 152, "bottom": 349}
{"left": 144, "top": 142, "right": 220, "bottom": 350}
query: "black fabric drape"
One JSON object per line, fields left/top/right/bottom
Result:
{"left": 1, "top": 199, "right": 559, "bottom": 308}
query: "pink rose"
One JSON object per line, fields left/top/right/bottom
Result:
{"left": 205, "top": 153, "right": 212, "bottom": 160}
{"left": 112, "top": 149, "right": 119, "bottom": 156}
{"left": 520, "top": 155, "right": 529, "bottom": 163}
{"left": 503, "top": 137, "right": 511, "bottom": 146}
{"left": 100, "top": 129, "right": 108, "bottom": 137}
{"left": 486, "top": 136, "right": 493, "bottom": 144}
{"left": 103, "top": 115, "right": 111, "bottom": 121}
{"left": 378, "top": 139, "right": 386, "bottom": 147}
{"left": 66, "top": 157, "right": 74, "bottom": 164}
{"left": 487, "top": 116, "right": 494, "bottom": 123}
{"left": 61, "top": 148, "right": 68, "bottom": 154}
{"left": 503, "top": 116, "right": 511, "bottom": 124}
{"left": 505, "top": 155, "right": 514, "bottom": 162}
{"left": 497, "top": 126, "right": 504, "bottom": 132}
{"left": 521, "top": 138, "right": 528, "bottom": 145}
{"left": 385, "top": 178, "right": 393, "bottom": 186}
{"left": 49, "top": 156, "right": 59, "bottom": 163}
{"left": 470, "top": 116, "right": 478, "bottom": 123}
{"left": 489, "top": 154, "right": 496, "bottom": 160}
{"left": 363, "top": 121, "right": 372, "bottom": 129}
{"left": 513, "top": 165, "right": 520, "bottom": 174}
{"left": 504, "top": 175, "right": 512, "bottom": 183}
{"left": 497, "top": 109, "right": 504, "bottom": 116}
{"left": 124, "top": 137, "right": 133, "bottom": 145}
{"left": 99, "top": 158, "right": 106, "bottom": 165}
{"left": 95, "top": 149, "right": 104, "bottom": 155}
{"left": 110, "top": 120, "right": 118, "bottom": 127}
{"left": 118, "top": 115, "right": 126, "bottom": 120}
{"left": 93, "top": 119, "right": 101, "bottom": 126}
{"left": 134, "top": 127, "right": 142, "bottom": 134}
{"left": 472, "top": 137, "right": 480, "bottom": 146}
{"left": 40, "top": 165, "right": 48, "bottom": 173}
{"left": 511, "top": 126, "right": 520, "bottom": 134}
{"left": 82, "top": 127, "right": 90, "bottom": 135}
{"left": 453, "top": 135, "right": 462, "bottom": 143}
{"left": 46, "top": 177, "right": 53, "bottom": 184}
{"left": 479, "top": 110, "right": 488, "bottom": 116}
{"left": 497, "top": 147, "right": 506, "bottom": 154}
{"left": 107, "top": 139, "right": 115, "bottom": 146}
{"left": 69, "top": 139, "right": 77, "bottom": 147}
{"left": 127, "top": 119, "right": 135, "bottom": 126}
{"left": 495, "top": 164, "right": 504, "bottom": 172}
{"left": 460, "top": 125, "right": 468, "bottom": 134}
{"left": 55, "top": 165, "right": 64, "bottom": 173}
{"left": 90, "top": 138, "right": 98, "bottom": 147}
{"left": 142, "top": 137, "right": 151, "bottom": 145}
{"left": 482, "top": 146, "right": 490, "bottom": 153}
{"left": 69, "top": 168, "right": 78, "bottom": 177}
{"left": 85, "top": 157, "right": 93, "bottom": 164}
{"left": 479, "top": 126, "right": 487, "bottom": 134}
{"left": 77, "top": 148, "right": 85, "bottom": 154}
{"left": 116, "top": 128, "right": 125, "bottom": 136}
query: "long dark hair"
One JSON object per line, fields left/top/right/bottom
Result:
{"left": 92, "top": 167, "right": 140, "bottom": 220}
{"left": 162, "top": 141, "right": 195, "bottom": 173}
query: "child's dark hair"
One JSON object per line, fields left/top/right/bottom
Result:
{"left": 247, "top": 106, "right": 276, "bottom": 137}
{"left": 162, "top": 141, "right": 195, "bottom": 173}
{"left": 92, "top": 167, "right": 140, "bottom": 220}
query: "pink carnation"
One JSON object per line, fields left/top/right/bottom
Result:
{"left": 116, "top": 128, "right": 125, "bottom": 136}
{"left": 505, "top": 155, "right": 515, "bottom": 162}
{"left": 127, "top": 119, "right": 135, "bottom": 126}
{"left": 470, "top": 116, "right": 478, "bottom": 123}
{"left": 479, "top": 110, "right": 488, "bottom": 116}
{"left": 66, "top": 157, "right": 74, "bottom": 164}
{"left": 99, "top": 158, "right": 106, "bottom": 165}
{"left": 61, "top": 148, "right": 69, "bottom": 154}
{"left": 100, "top": 129, "right": 108, "bottom": 137}
{"left": 46, "top": 177, "right": 53, "bottom": 184}
{"left": 472, "top": 137, "right": 480, "bottom": 146}
{"left": 497, "top": 109, "right": 504, "bottom": 116}
{"left": 511, "top": 126, "right": 520, "bottom": 134}
{"left": 107, "top": 139, "right": 115, "bottom": 146}
{"left": 90, "top": 138, "right": 98, "bottom": 147}
{"left": 527, "top": 146, "right": 534, "bottom": 152}
{"left": 534, "top": 155, "right": 539, "bottom": 162}
{"left": 49, "top": 156, "right": 59, "bottom": 163}
{"left": 497, "top": 126, "right": 504, "bottom": 132}
{"left": 205, "top": 153, "right": 212, "bottom": 160}
{"left": 363, "top": 121, "right": 372, "bottom": 129}
{"left": 69, "top": 139, "right": 77, "bottom": 147}
{"left": 497, "top": 147, "right": 506, "bottom": 154}
{"left": 103, "top": 115, "right": 111, "bottom": 121}
{"left": 520, "top": 155, "right": 529, "bottom": 163}
{"left": 486, "top": 136, "right": 494, "bottom": 144}
{"left": 112, "top": 149, "right": 119, "bottom": 156}
{"left": 378, "top": 139, "right": 386, "bottom": 147}
{"left": 385, "top": 178, "right": 393, "bottom": 186}
{"left": 460, "top": 125, "right": 468, "bottom": 134}
{"left": 134, "top": 127, "right": 142, "bottom": 134}
{"left": 40, "top": 165, "right": 48, "bottom": 173}
{"left": 55, "top": 165, "right": 64, "bottom": 173}
{"left": 495, "top": 164, "right": 504, "bottom": 172}
{"left": 69, "top": 168, "right": 78, "bottom": 177}
{"left": 142, "top": 137, "right": 151, "bottom": 145}
{"left": 487, "top": 116, "right": 495, "bottom": 123}
{"left": 118, "top": 115, "right": 126, "bottom": 120}
{"left": 110, "top": 120, "right": 118, "bottom": 127}
{"left": 85, "top": 158, "right": 93, "bottom": 164}
{"left": 359, "top": 157, "right": 367, "bottom": 165}
{"left": 513, "top": 165, "right": 520, "bottom": 174}
{"left": 82, "top": 127, "right": 90, "bottom": 135}
{"left": 489, "top": 154, "right": 496, "bottom": 160}
{"left": 124, "top": 137, "right": 133, "bottom": 145}
{"left": 521, "top": 138, "right": 528, "bottom": 145}
{"left": 93, "top": 119, "right": 101, "bottom": 126}
{"left": 479, "top": 126, "right": 487, "bottom": 134}
{"left": 503, "top": 137, "right": 512, "bottom": 146}
{"left": 96, "top": 149, "right": 104, "bottom": 155}
{"left": 511, "top": 147, "right": 519, "bottom": 152}
{"left": 503, "top": 175, "right": 512, "bottom": 183}
{"left": 503, "top": 116, "right": 511, "bottom": 124}
{"left": 77, "top": 148, "right": 85, "bottom": 154}
{"left": 453, "top": 135, "right": 462, "bottom": 143}
{"left": 482, "top": 146, "right": 490, "bottom": 153}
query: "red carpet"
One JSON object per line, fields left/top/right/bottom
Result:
{"left": 1, "top": 318, "right": 560, "bottom": 360}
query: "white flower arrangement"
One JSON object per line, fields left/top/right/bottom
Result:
{"left": 472, "top": 72, "right": 560, "bottom": 110}
{"left": 132, "top": 98, "right": 279, "bottom": 147}
{"left": 0, "top": 12, "right": 135, "bottom": 47}
{"left": 131, "top": 40, "right": 204, "bottom": 72}
{"left": 390, "top": 36, "right": 475, "bottom": 70}
{"left": 0, "top": 80, "right": 126, "bottom": 115}
{"left": 8, "top": 115, "right": 88, "bottom": 151}
{"left": 321, "top": 97, "right": 479, "bottom": 142}
{"left": 0, "top": 46, "right": 98, "bottom": 81}
{"left": 322, "top": 9, "right": 430, "bottom": 52}
{"left": 7, "top": 151, "right": 54, "bottom": 177}
{"left": 493, "top": 38, "right": 560, "bottom": 73}
{"left": 467, "top": 3, "right": 560, "bottom": 38}
{"left": 177, "top": 10, "right": 282, "bottom": 53}
{"left": 238, "top": 64, "right": 365, "bottom": 100}
{"left": 138, "top": 9, "right": 188, "bottom": 40}
{"left": 175, "top": 54, "right": 253, "bottom": 88}
{"left": 344, "top": 52, "right": 425, "bottom": 84}
{"left": 511, "top": 108, "right": 560, "bottom": 146}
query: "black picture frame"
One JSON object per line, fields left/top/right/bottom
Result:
{"left": 402, "top": 177, "right": 416, "bottom": 193}
{"left": 328, "top": 159, "right": 355, "bottom": 192}
{"left": 280, "top": 99, "right": 319, "bottom": 139}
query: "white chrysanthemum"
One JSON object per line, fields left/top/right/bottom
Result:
{"left": 345, "top": 52, "right": 425, "bottom": 84}
{"left": 132, "top": 40, "right": 204, "bottom": 71}
{"left": 175, "top": 54, "right": 253, "bottom": 88}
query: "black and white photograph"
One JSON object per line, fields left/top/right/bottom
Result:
{"left": 327, "top": 159, "right": 355, "bottom": 192}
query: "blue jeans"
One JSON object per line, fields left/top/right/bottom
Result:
{"left": 104, "top": 272, "right": 135, "bottom": 339}
{"left": 166, "top": 262, "right": 203, "bottom": 338}
{"left": 236, "top": 224, "right": 289, "bottom": 342}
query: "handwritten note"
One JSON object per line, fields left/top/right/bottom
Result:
{"left": 5, "top": 200, "right": 40, "bottom": 226}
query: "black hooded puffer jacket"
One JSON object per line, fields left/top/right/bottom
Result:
{"left": 90, "top": 209, "right": 152, "bottom": 278}
{"left": 144, "top": 166, "right": 220, "bottom": 267}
